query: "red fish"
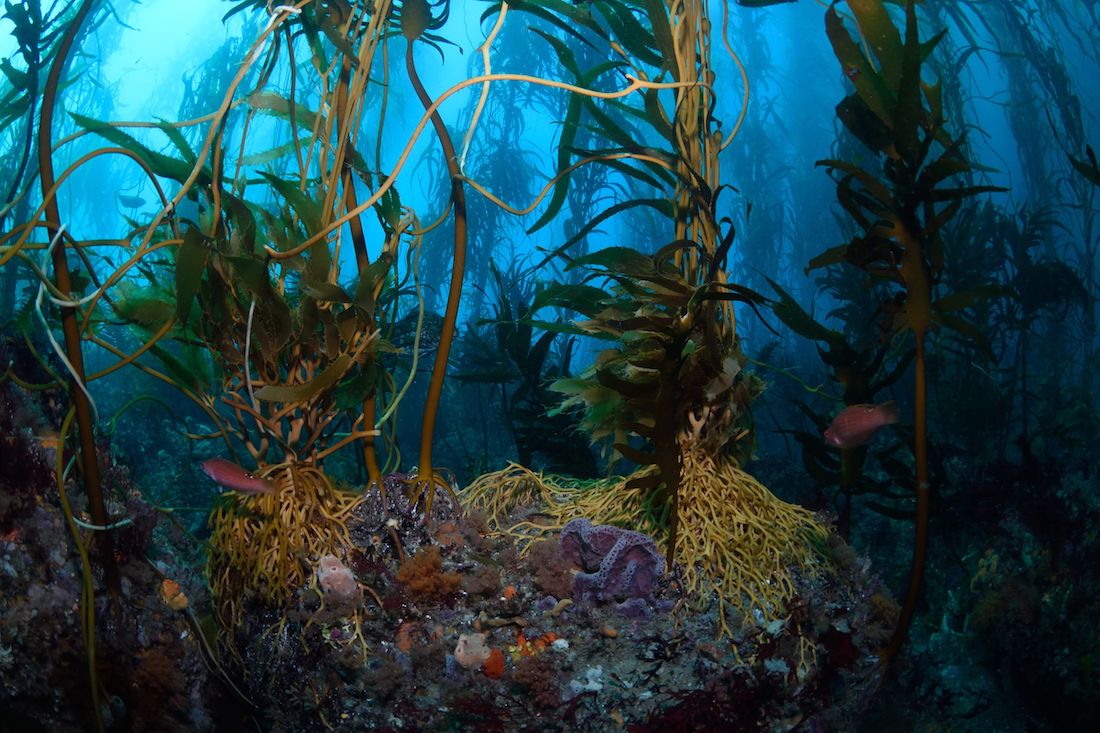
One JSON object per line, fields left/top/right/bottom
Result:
{"left": 201, "top": 458, "right": 276, "bottom": 495}
{"left": 823, "top": 402, "right": 900, "bottom": 449}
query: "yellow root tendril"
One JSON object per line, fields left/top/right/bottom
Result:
{"left": 207, "top": 462, "right": 364, "bottom": 638}
{"left": 461, "top": 449, "right": 827, "bottom": 639}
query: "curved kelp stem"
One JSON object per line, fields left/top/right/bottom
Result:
{"left": 37, "top": 0, "right": 119, "bottom": 601}
{"left": 55, "top": 405, "right": 106, "bottom": 733}
{"left": 405, "top": 38, "right": 466, "bottom": 516}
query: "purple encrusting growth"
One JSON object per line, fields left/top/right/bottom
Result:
{"left": 559, "top": 518, "right": 664, "bottom": 603}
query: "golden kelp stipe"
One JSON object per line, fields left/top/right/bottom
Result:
{"left": 206, "top": 462, "right": 364, "bottom": 632}
{"left": 461, "top": 456, "right": 827, "bottom": 640}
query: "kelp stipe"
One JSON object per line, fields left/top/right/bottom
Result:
{"left": 400, "top": 0, "right": 467, "bottom": 517}
{"left": 817, "top": 0, "right": 1005, "bottom": 664}
{"left": 30, "top": 3, "right": 116, "bottom": 731}
{"left": 51, "top": 2, "right": 414, "bottom": 660}
{"left": 461, "top": 0, "right": 829, "bottom": 637}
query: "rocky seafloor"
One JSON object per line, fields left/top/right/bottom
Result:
{"left": 1, "top": 376, "right": 897, "bottom": 732}
{"left": 230, "top": 476, "right": 897, "bottom": 732}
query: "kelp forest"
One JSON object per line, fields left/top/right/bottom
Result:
{"left": 1, "top": 0, "right": 1098, "bottom": 730}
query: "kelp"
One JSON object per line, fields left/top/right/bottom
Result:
{"left": 401, "top": 0, "right": 468, "bottom": 515}
{"left": 1, "top": 5, "right": 120, "bottom": 732}
{"left": 766, "top": 276, "right": 914, "bottom": 536}
{"left": 461, "top": 0, "right": 828, "bottom": 633}
{"left": 533, "top": 241, "right": 766, "bottom": 510}
{"left": 1069, "top": 144, "right": 1100, "bottom": 188}
{"left": 817, "top": 0, "right": 1005, "bottom": 663}
{"left": 5, "top": 4, "right": 1093, "bottom": 722}
{"left": 0, "top": 4, "right": 429, "bottom": 680}
{"left": 454, "top": 261, "right": 597, "bottom": 476}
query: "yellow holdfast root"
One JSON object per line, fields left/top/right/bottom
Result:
{"left": 207, "top": 461, "right": 364, "bottom": 632}
{"left": 462, "top": 450, "right": 828, "bottom": 639}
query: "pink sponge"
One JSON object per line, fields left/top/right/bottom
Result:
{"left": 317, "top": 554, "right": 360, "bottom": 604}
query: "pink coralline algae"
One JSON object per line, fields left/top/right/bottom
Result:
{"left": 559, "top": 518, "right": 664, "bottom": 603}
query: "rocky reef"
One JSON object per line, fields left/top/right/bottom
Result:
{"left": 1, "top": 371, "right": 894, "bottom": 732}
{"left": 0, "top": 370, "right": 244, "bottom": 731}
{"left": 217, "top": 474, "right": 894, "bottom": 732}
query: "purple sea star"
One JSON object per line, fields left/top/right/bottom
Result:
{"left": 559, "top": 518, "right": 664, "bottom": 603}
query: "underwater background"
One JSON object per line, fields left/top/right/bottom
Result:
{"left": 1, "top": 0, "right": 1098, "bottom": 730}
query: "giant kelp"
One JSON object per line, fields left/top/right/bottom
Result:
{"left": 2, "top": 0, "right": 1099, "bottom": 729}
{"left": 4, "top": 0, "right": 808, "bottom": 706}
{"left": 460, "top": 0, "right": 829, "bottom": 637}
{"left": 816, "top": 0, "right": 1007, "bottom": 662}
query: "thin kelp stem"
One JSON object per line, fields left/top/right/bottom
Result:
{"left": 55, "top": 406, "right": 105, "bottom": 733}
{"left": 335, "top": 59, "right": 381, "bottom": 486}
{"left": 883, "top": 208, "right": 933, "bottom": 664}
{"left": 459, "top": 0, "right": 510, "bottom": 168}
{"left": 350, "top": 179, "right": 384, "bottom": 487}
{"left": 716, "top": 0, "right": 750, "bottom": 151}
{"left": 362, "top": 392, "right": 382, "bottom": 486}
{"left": 37, "top": 0, "right": 118, "bottom": 596}
{"left": 406, "top": 39, "right": 466, "bottom": 513}
{"left": 883, "top": 328, "right": 930, "bottom": 664}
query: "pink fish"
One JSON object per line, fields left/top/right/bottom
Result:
{"left": 201, "top": 458, "right": 276, "bottom": 495}
{"left": 823, "top": 402, "right": 900, "bottom": 449}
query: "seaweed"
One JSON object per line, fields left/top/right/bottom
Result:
{"left": 817, "top": 0, "right": 1005, "bottom": 663}
{"left": 456, "top": 260, "right": 597, "bottom": 476}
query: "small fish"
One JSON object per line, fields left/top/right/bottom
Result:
{"left": 117, "top": 193, "right": 145, "bottom": 209}
{"left": 201, "top": 458, "right": 276, "bottom": 495}
{"left": 823, "top": 402, "right": 899, "bottom": 449}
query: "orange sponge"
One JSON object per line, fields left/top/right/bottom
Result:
{"left": 483, "top": 648, "right": 505, "bottom": 679}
